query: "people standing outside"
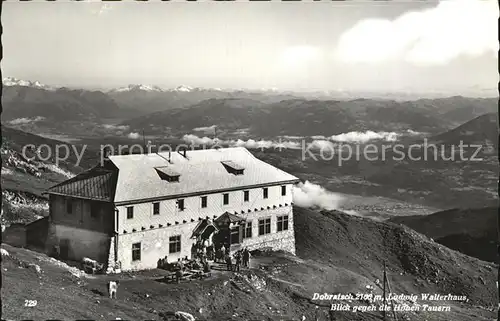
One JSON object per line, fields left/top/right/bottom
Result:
{"left": 242, "top": 248, "right": 250, "bottom": 268}
{"left": 234, "top": 251, "right": 242, "bottom": 272}
{"left": 207, "top": 244, "right": 214, "bottom": 261}
{"left": 225, "top": 252, "right": 232, "bottom": 271}
{"left": 220, "top": 244, "right": 226, "bottom": 264}
{"left": 175, "top": 258, "right": 184, "bottom": 283}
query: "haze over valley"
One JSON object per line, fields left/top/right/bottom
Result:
{"left": 1, "top": 1, "right": 498, "bottom": 320}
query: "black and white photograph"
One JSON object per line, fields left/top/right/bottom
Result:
{"left": 0, "top": 1, "right": 498, "bottom": 320}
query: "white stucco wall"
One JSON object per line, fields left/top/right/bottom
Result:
{"left": 114, "top": 184, "right": 295, "bottom": 271}
{"left": 115, "top": 205, "right": 296, "bottom": 271}
{"left": 116, "top": 222, "right": 197, "bottom": 271}
{"left": 116, "top": 184, "right": 294, "bottom": 234}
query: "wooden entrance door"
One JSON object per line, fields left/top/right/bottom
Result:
{"left": 59, "top": 239, "right": 70, "bottom": 260}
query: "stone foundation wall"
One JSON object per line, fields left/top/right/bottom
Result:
{"left": 234, "top": 205, "right": 296, "bottom": 255}
{"left": 241, "top": 230, "right": 296, "bottom": 255}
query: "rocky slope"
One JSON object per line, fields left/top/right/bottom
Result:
{"left": 1, "top": 207, "right": 497, "bottom": 321}
{"left": 389, "top": 207, "right": 498, "bottom": 263}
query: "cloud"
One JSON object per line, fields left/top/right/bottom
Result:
{"left": 182, "top": 134, "right": 301, "bottom": 150}
{"left": 309, "top": 140, "right": 336, "bottom": 150}
{"left": 8, "top": 116, "right": 45, "bottom": 125}
{"left": 406, "top": 129, "right": 422, "bottom": 136}
{"left": 183, "top": 134, "right": 216, "bottom": 145}
{"left": 292, "top": 181, "right": 345, "bottom": 211}
{"left": 335, "top": 0, "right": 498, "bottom": 65}
{"left": 192, "top": 125, "right": 217, "bottom": 134}
{"left": 127, "top": 132, "right": 141, "bottom": 139}
{"left": 232, "top": 139, "right": 301, "bottom": 150}
{"left": 103, "top": 124, "right": 129, "bottom": 131}
{"left": 330, "top": 131, "right": 399, "bottom": 143}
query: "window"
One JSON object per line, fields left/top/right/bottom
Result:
{"left": 90, "top": 202, "right": 99, "bottom": 219}
{"left": 258, "top": 218, "right": 271, "bottom": 236}
{"left": 277, "top": 215, "right": 289, "bottom": 232}
{"left": 201, "top": 196, "right": 207, "bottom": 208}
{"left": 132, "top": 242, "right": 141, "bottom": 261}
{"left": 281, "top": 185, "right": 287, "bottom": 196}
{"left": 230, "top": 226, "right": 240, "bottom": 245}
{"left": 223, "top": 193, "right": 229, "bottom": 205}
{"left": 169, "top": 235, "right": 181, "bottom": 253}
{"left": 243, "top": 221, "right": 252, "bottom": 239}
{"left": 127, "top": 206, "right": 134, "bottom": 219}
{"left": 66, "top": 198, "right": 73, "bottom": 214}
{"left": 243, "top": 190, "right": 249, "bottom": 202}
{"left": 177, "top": 199, "right": 185, "bottom": 211}
{"left": 263, "top": 187, "right": 269, "bottom": 199}
{"left": 153, "top": 202, "right": 160, "bottom": 215}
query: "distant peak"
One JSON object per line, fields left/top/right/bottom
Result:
{"left": 3, "top": 77, "right": 55, "bottom": 90}
{"left": 172, "top": 85, "right": 194, "bottom": 92}
{"left": 112, "top": 84, "right": 164, "bottom": 92}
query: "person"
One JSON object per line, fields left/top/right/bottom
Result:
{"left": 203, "top": 260, "right": 211, "bottom": 273}
{"left": 175, "top": 258, "right": 184, "bottom": 283}
{"left": 108, "top": 280, "right": 119, "bottom": 299}
{"left": 215, "top": 247, "right": 221, "bottom": 263}
{"left": 225, "top": 252, "right": 232, "bottom": 271}
{"left": 221, "top": 244, "right": 226, "bottom": 260}
{"left": 207, "top": 245, "right": 214, "bottom": 261}
{"left": 234, "top": 251, "right": 241, "bottom": 272}
{"left": 197, "top": 259, "right": 203, "bottom": 270}
{"left": 52, "top": 245, "right": 60, "bottom": 259}
{"left": 243, "top": 248, "right": 250, "bottom": 268}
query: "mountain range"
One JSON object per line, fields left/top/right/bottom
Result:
{"left": 2, "top": 82, "right": 124, "bottom": 121}
{"left": 121, "top": 96, "right": 497, "bottom": 137}
{"left": 3, "top": 78, "right": 497, "bottom": 127}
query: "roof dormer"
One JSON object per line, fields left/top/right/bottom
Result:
{"left": 155, "top": 166, "right": 180, "bottom": 182}
{"left": 221, "top": 160, "right": 245, "bottom": 175}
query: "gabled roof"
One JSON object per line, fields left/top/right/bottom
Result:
{"left": 108, "top": 147, "right": 299, "bottom": 204}
{"left": 46, "top": 167, "right": 117, "bottom": 202}
{"left": 214, "top": 211, "right": 246, "bottom": 228}
{"left": 191, "top": 218, "right": 218, "bottom": 239}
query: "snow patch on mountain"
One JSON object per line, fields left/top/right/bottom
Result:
{"left": 3, "top": 77, "right": 56, "bottom": 91}
{"left": 112, "top": 84, "right": 164, "bottom": 92}
{"left": 171, "top": 85, "right": 193, "bottom": 92}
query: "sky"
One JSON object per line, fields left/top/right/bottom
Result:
{"left": 2, "top": 1, "right": 498, "bottom": 94}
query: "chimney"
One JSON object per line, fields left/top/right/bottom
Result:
{"left": 103, "top": 146, "right": 111, "bottom": 159}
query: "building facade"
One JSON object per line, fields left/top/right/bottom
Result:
{"left": 46, "top": 147, "right": 299, "bottom": 271}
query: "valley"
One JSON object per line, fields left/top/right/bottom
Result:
{"left": 1, "top": 78, "right": 498, "bottom": 321}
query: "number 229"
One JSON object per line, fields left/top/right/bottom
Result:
{"left": 25, "top": 300, "right": 37, "bottom": 307}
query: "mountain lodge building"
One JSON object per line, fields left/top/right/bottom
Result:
{"left": 44, "top": 147, "right": 299, "bottom": 272}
